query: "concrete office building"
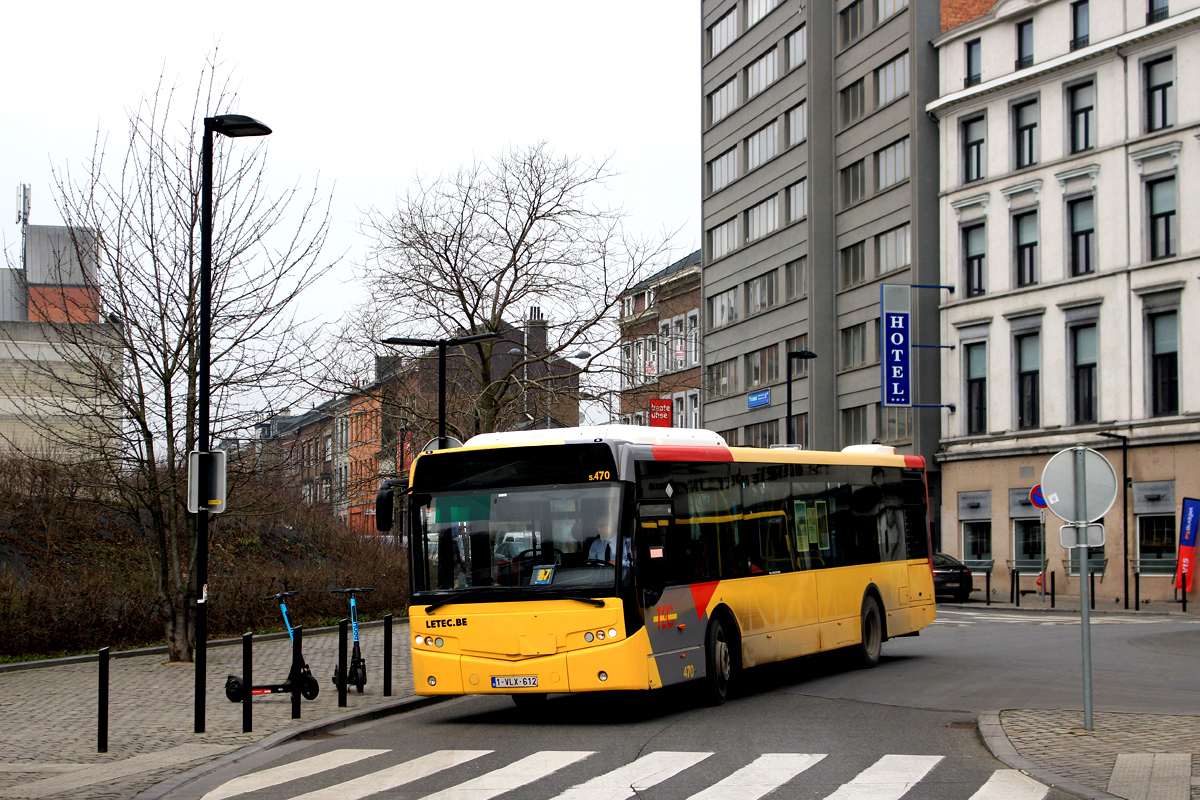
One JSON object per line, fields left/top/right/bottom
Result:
{"left": 699, "top": 0, "right": 944, "bottom": 487}
{"left": 928, "top": 0, "right": 1200, "bottom": 603}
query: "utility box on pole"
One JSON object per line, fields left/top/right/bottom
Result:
{"left": 188, "top": 450, "right": 227, "bottom": 514}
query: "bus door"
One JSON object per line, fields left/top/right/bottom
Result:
{"left": 636, "top": 501, "right": 709, "bottom": 687}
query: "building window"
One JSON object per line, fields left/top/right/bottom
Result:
{"left": 1017, "top": 332, "right": 1040, "bottom": 429}
{"left": 747, "top": 0, "right": 779, "bottom": 28}
{"left": 710, "top": 7, "right": 738, "bottom": 58}
{"left": 672, "top": 395, "right": 685, "bottom": 428}
{"left": 645, "top": 334, "right": 659, "bottom": 379}
{"left": 1148, "top": 0, "right": 1169, "bottom": 25}
{"left": 965, "top": 342, "right": 987, "bottom": 435}
{"left": 747, "top": 48, "right": 778, "bottom": 99}
{"left": 710, "top": 76, "right": 739, "bottom": 125}
{"left": 1148, "top": 177, "right": 1176, "bottom": 260}
{"left": 745, "top": 344, "right": 779, "bottom": 388}
{"left": 785, "top": 256, "right": 808, "bottom": 300}
{"left": 878, "top": 0, "right": 908, "bottom": 23}
{"left": 744, "top": 420, "right": 779, "bottom": 448}
{"left": 841, "top": 159, "right": 865, "bottom": 207}
{"left": 788, "top": 25, "right": 807, "bottom": 69}
{"left": 840, "top": 242, "right": 866, "bottom": 288}
{"left": 660, "top": 321, "right": 673, "bottom": 373}
{"left": 1014, "top": 211, "right": 1038, "bottom": 287}
{"left": 965, "top": 39, "right": 982, "bottom": 87}
{"left": 707, "top": 286, "right": 739, "bottom": 330}
{"left": 1071, "top": 1, "right": 1090, "bottom": 49}
{"left": 1150, "top": 311, "right": 1178, "bottom": 416}
{"left": 1146, "top": 56, "right": 1175, "bottom": 132}
{"left": 745, "top": 270, "right": 778, "bottom": 315}
{"left": 1014, "top": 519, "right": 1045, "bottom": 567}
{"left": 787, "top": 334, "right": 809, "bottom": 376}
{"left": 876, "top": 223, "right": 911, "bottom": 275}
{"left": 1139, "top": 515, "right": 1177, "bottom": 573}
{"left": 841, "top": 0, "right": 864, "bottom": 47}
{"left": 787, "top": 179, "right": 808, "bottom": 222}
{"left": 687, "top": 311, "right": 700, "bottom": 365}
{"left": 964, "top": 225, "right": 986, "bottom": 296}
{"left": 746, "top": 121, "right": 779, "bottom": 170}
{"left": 876, "top": 138, "right": 910, "bottom": 190}
{"left": 1014, "top": 100, "right": 1039, "bottom": 168}
{"left": 1071, "top": 324, "right": 1098, "bottom": 424}
{"left": 788, "top": 101, "right": 807, "bottom": 146}
{"left": 963, "top": 521, "right": 992, "bottom": 563}
{"left": 709, "top": 217, "right": 737, "bottom": 260}
{"left": 841, "top": 322, "right": 868, "bottom": 369}
{"left": 718, "top": 428, "right": 738, "bottom": 446}
{"left": 1069, "top": 82, "right": 1095, "bottom": 153}
{"left": 841, "top": 79, "right": 866, "bottom": 126}
{"left": 1069, "top": 197, "right": 1095, "bottom": 276}
{"left": 876, "top": 52, "right": 910, "bottom": 107}
{"left": 879, "top": 406, "right": 912, "bottom": 442}
{"left": 842, "top": 405, "right": 870, "bottom": 446}
{"left": 746, "top": 195, "right": 779, "bottom": 242}
{"left": 1016, "top": 20, "right": 1034, "bottom": 69}
{"left": 963, "top": 116, "right": 986, "bottom": 182}
{"left": 790, "top": 412, "right": 809, "bottom": 449}
{"left": 688, "top": 391, "right": 701, "bottom": 428}
{"left": 709, "top": 148, "right": 737, "bottom": 193}
{"left": 706, "top": 358, "right": 737, "bottom": 399}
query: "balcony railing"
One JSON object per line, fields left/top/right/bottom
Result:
{"left": 1147, "top": 5, "right": 1169, "bottom": 24}
{"left": 1015, "top": 54, "right": 1034, "bottom": 70}
{"left": 1070, "top": 35, "right": 1089, "bottom": 50}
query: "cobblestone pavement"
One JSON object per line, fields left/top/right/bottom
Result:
{"left": 0, "top": 622, "right": 415, "bottom": 800}
{"left": 1002, "top": 709, "right": 1200, "bottom": 799}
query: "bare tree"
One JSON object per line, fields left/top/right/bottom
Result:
{"left": 345, "top": 143, "right": 671, "bottom": 442}
{"left": 0, "top": 54, "right": 334, "bottom": 661}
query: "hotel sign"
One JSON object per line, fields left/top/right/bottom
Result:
{"left": 881, "top": 284, "right": 911, "bottom": 407}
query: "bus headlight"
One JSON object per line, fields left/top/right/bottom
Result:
{"left": 584, "top": 632, "right": 594, "bottom": 643}
{"left": 434, "top": 638, "right": 444, "bottom": 647}
{"left": 596, "top": 631, "right": 605, "bottom": 641}
{"left": 415, "top": 635, "right": 425, "bottom": 645}
{"left": 598, "top": 671, "right": 608, "bottom": 682}
{"left": 609, "top": 628, "right": 618, "bottom": 639}
{"left": 428, "top": 676, "right": 437, "bottom": 686}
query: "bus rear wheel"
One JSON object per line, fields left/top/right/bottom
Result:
{"left": 702, "top": 615, "right": 735, "bottom": 705}
{"left": 856, "top": 596, "right": 882, "bottom": 668}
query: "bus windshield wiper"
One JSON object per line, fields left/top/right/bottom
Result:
{"left": 553, "top": 592, "right": 606, "bottom": 607}
{"left": 425, "top": 592, "right": 472, "bottom": 613}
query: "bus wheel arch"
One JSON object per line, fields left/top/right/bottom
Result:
{"left": 856, "top": 589, "right": 885, "bottom": 669}
{"left": 863, "top": 584, "right": 889, "bottom": 642}
{"left": 701, "top": 605, "right": 741, "bottom": 705}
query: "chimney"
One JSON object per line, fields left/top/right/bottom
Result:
{"left": 526, "top": 307, "right": 548, "bottom": 354}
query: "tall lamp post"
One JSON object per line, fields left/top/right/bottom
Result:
{"left": 1098, "top": 430, "right": 1131, "bottom": 608}
{"left": 196, "top": 114, "right": 272, "bottom": 734}
{"left": 785, "top": 349, "right": 818, "bottom": 445}
{"left": 382, "top": 332, "right": 501, "bottom": 448}
{"left": 507, "top": 345, "right": 591, "bottom": 428}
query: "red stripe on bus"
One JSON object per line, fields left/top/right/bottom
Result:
{"left": 652, "top": 445, "right": 733, "bottom": 462}
{"left": 904, "top": 455, "right": 925, "bottom": 469}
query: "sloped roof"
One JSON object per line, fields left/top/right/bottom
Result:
{"left": 942, "top": 0, "right": 995, "bottom": 32}
{"left": 626, "top": 249, "right": 701, "bottom": 295}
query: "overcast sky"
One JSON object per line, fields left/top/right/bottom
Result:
{"left": 0, "top": 1, "right": 700, "bottom": 325}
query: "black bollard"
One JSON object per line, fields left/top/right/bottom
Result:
{"left": 242, "top": 632, "right": 253, "bottom": 733}
{"left": 1183, "top": 567, "right": 1188, "bottom": 614}
{"left": 1051, "top": 571, "right": 1056, "bottom": 608}
{"left": 1015, "top": 570, "right": 1021, "bottom": 607}
{"left": 383, "top": 614, "right": 393, "bottom": 697}
{"left": 1090, "top": 571, "right": 1096, "bottom": 610}
{"left": 292, "top": 625, "right": 303, "bottom": 720}
{"left": 1135, "top": 569, "right": 1140, "bottom": 610}
{"left": 986, "top": 570, "right": 991, "bottom": 606}
{"left": 338, "top": 618, "right": 348, "bottom": 708}
{"left": 98, "top": 647, "right": 109, "bottom": 753}
{"left": 1010, "top": 569, "right": 1015, "bottom": 604}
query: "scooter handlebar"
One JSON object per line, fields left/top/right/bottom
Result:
{"left": 330, "top": 587, "right": 374, "bottom": 595}
{"left": 264, "top": 590, "right": 300, "bottom": 601}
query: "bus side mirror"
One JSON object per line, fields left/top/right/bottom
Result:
{"left": 375, "top": 485, "right": 394, "bottom": 532}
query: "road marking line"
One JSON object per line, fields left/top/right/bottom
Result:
{"left": 822, "top": 754, "right": 943, "bottom": 800}
{"left": 285, "top": 749, "right": 491, "bottom": 800}
{"left": 419, "top": 751, "right": 593, "bottom": 800}
{"left": 550, "top": 751, "right": 712, "bottom": 800}
{"left": 201, "top": 749, "right": 389, "bottom": 800}
{"left": 1107, "top": 753, "right": 1191, "bottom": 800}
{"left": 0, "top": 744, "right": 234, "bottom": 799}
{"left": 967, "top": 769, "right": 1048, "bottom": 800}
{"left": 0, "top": 766, "right": 86, "bottom": 774}
{"left": 686, "top": 753, "right": 826, "bottom": 800}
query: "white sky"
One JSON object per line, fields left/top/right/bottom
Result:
{"left": 0, "top": 1, "right": 701, "bottom": 325}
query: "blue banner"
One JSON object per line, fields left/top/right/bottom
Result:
{"left": 1176, "top": 498, "right": 1199, "bottom": 592}
{"left": 748, "top": 388, "right": 771, "bottom": 409}
{"left": 882, "top": 311, "right": 911, "bottom": 406}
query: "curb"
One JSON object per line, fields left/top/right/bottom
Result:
{"left": 0, "top": 618, "right": 411, "bottom": 674}
{"left": 977, "top": 710, "right": 1119, "bottom": 800}
{"left": 938, "top": 602, "right": 1187, "bottom": 618}
{"left": 134, "top": 693, "right": 451, "bottom": 800}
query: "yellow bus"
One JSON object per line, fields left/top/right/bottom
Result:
{"left": 395, "top": 426, "right": 935, "bottom": 706}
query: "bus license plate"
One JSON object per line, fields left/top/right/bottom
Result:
{"left": 491, "top": 676, "right": 538, "bottom": 688}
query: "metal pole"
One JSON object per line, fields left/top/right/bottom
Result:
{"left": 1121, "top": 436, "right": 1129, "bottom": 609}
{"left": 383, "top": 614, "right": 393, "bottom": 697}
{"left": 242, "top": 632, "right": 252, "bottom": 733}
{"left": 98, "top": 647, "right": 109, "bottom": 753}
{"left": 986, "top": 569, "right": 991, "bottom": 606}
{"left": 338, "top": 619, "right": 348, "bottom": 707}
{"left": 1014, "top": 569, "right": 1020, "bottom": 607}
{"left": 786, "top": 368, "right": 794, "bottom": 445}
{"left": 195, "top": 121, "right": 214, "bottom": 736}
{"left": 438, "top": 342, "right": 447, "bottom": 449}
{"left": 291, "top": 625, "right": 303, "bottom": 720}
{"left": 1051, "top": 570, "right": 1056, "bottom": 608}
{"left": 1135, "top": 565, "right": 1140, "bottom": 609}
{"left": 1183, "top": 566, "right": 1188, "bottom": 614}
{"left": 1090, "top": 571, "right": 1096, "bottom": 610}
{"left": 1075, "top": 445, "right": 1094, "bottom": 731}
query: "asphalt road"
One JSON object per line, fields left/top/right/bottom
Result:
{"left": 177, "top": 607, "right": 1200, "bottom": 800}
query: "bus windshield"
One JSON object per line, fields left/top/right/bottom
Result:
{"left": 414, "top": 483, "right": 624, "bottom": 595}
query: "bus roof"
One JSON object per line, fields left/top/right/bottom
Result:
{"left": 463, "top": 425, "right": 728, "bottom": 449}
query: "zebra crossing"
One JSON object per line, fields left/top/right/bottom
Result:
{"left": 200, "top": 747, "right": 1050, "bottom": 800}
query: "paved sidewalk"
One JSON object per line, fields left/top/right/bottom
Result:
{"left": 0, "top": 621, "right": 415, "bottom": 800}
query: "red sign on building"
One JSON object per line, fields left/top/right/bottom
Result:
{"left": 648, "top": 398, "right": 673, "bottom": 428}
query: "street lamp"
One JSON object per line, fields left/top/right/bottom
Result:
{"left": 196, "top": 114, "right": 272, "bottom": 734}
{"left": 1098, "top": 430, "right": 1131, "bottom": 609}
{"left": 506, "top": 346, "right": 591, "bottom": 428}
{"left": 381, "top": 332, "right": 501, "bottom": 448}
{"left": 785, "top": 350, "right": 818, "bottom": 446}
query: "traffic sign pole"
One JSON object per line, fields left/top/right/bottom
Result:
{"left": 1074, "top": 445, "right": 1093, "bottom": 731}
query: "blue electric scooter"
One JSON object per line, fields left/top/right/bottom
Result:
{"left": 330, "top": 587, "right": 373, "bottom": 693}
{"left": 225, "top": 590, "right": 320, "bottom": 702}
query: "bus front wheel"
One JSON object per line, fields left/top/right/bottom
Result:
{"left": 702, "top": 615, "right": 735, "bottom": 705}
{"left": 856, "top": 595, "right": 882, "bottom": 668}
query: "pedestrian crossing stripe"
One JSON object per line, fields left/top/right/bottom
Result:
{"left": 201, "top": 748, "right": 1049, "bottom": 800}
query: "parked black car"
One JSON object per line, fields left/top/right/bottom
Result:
{"left": 932, "top": 552, "right": 973, "bottom": 602}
